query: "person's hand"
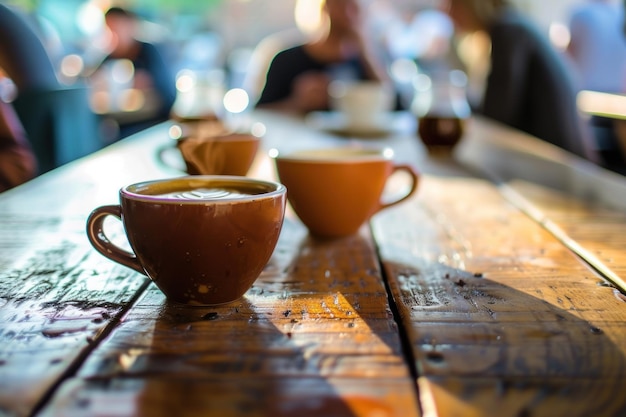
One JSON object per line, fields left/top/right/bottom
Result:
{"left": 290, "top": 71, "right": 331, "bottom": 113}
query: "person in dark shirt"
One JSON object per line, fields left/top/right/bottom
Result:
{"left": 444, "top": 0, "right": 597, "bottom": 162}
{"left": 256, "top": 0, "right": 390, "bottom": 114}
{"left": 97, "top": 6, "right": 176, "bottom": 138}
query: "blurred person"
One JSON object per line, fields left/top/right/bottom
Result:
{"left": 387, "top": 6, "right": 454, "bottom": 66}
{"left": 0, "top": 3, "right": 50, "bottom": 179}
{"left": 243, "top": 28, "right": 306, "bottom": 105}
{"left": 255, "top": 0, "right": 391, "bottom": 114}
{"left": 93, "top": 6, "right": 176, "bottom": 138}
{"left": 0, "top": 4, "right": 101, "bottom": 175}
{"left": 384, "top": 5, "right": 459, "bottom": 108}
{"left": 566, "top": 0, "right": 626, "bottom": 94}
{"left": 443, "top": 0, "right": 597, "bottom": 162}
{"left": 0, "top": 4, "right": 60, "bottom": 93}
{"left": 566, "top": 0, "right": 626, "bottom": 171}
{"left": 0, "top": 99, "right": 37, "bottom": 192}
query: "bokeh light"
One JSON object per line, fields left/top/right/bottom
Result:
{"left": 251, "top": 122, "right": 267, "bottom": 137}
{"left": 176, "top": 69, "right": 196, "bottom": 93}
{"left": 295, "top": 0, "right": 324, "bottom": 35}
{"left": 60, "top": 54, "right": 84, "bottom": 78}
{"left": 76, "top": 1, "right": 105, "bottom": 37}
{"left": 223, "top": 88, "right": 249, "bottom": 113}
{"left": 111, "top": 59, "right": 135, "bottom": 84}
{"left": 268, "top": 148, "right": 279, "bottom": 158}
{"left": 390, "top": 58, "right": 419, "bottom": 85}
{"left": 168, "top": 124, "right": 184, "bottom": 140}
{"left": 549, "top": 22, "right": 570, "bottom": 51}
{"left": 118, "top": 89, "right": 145, "bottom": 112}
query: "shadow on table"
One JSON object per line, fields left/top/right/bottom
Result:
{"left": 43, "top": 289, "right": 359, "bottom": 416}
{"left": 41, "top": 218, "right": 408, "bottom": 416}
{"left": 381, "top": 258, "right": 626, "bottom": 417}
{"left": 139, "top": 295, "right": 361, "bottom": 416}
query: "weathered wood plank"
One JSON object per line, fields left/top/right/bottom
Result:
{"left": 0, "top": 213, "right": 149, "bottom": 417}
{"left": 418, "top": 376, "right": 626, "bottom": 417}
{"left": 455, "top": 114, "right": 626, "bottom": 291}
{"left": 373, "top": 175, "right": 626, "bottom": 416}
{"left": 456, "top": 115, "right": 626, "bottom": 211}
{"left": 41, "top": 219, "right": 419, "bottom": 416}
{"left": 0, "top": 124, "right": 177, "bottom": 417}
{"left": 4, "top": 109, "right": 625, "bottom": 417}
{"left": 40, "top": 377, "right": 418, "bottom": 417}
{"left": 501, "top": 180, "right": 626, "bottom": 290}
{"left": 0, "top": 114, "right": 421, "bottom": 417}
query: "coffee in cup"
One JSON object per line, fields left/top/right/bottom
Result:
{"left": 273, "top": 147, "right": 419, "bottom": 239}
{"left": 86, "top": 176, "right": 286, "bottom": 305}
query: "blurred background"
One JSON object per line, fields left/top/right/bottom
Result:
{"left": 0, "top": 0, "right": 619, "bottom": 176}
{"left": 1, "top": 0, "right": 589, "bottom": 99}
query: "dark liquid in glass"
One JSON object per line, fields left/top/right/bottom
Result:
{"left": 418, "top": 116, "right": 465, "bottom": 149}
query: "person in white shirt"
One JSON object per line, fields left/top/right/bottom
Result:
{"left": 566, "top": 0, "right": 626, "bottom": 93}
{"left": 566, "top": 0, "right": 626, "bottom": 172}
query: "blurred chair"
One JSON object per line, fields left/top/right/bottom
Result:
{"left": 12, "top": 86, "right": 102, "bottom": 174}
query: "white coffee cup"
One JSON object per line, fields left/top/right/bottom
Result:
{"left": 328, "top": 80, "right": 394, "bottom": 130}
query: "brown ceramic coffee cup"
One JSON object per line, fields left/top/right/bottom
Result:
{"left": 273, "top": 147, "right": 419, "bottom": 239}
{"left": 86, "top": 176, "right": 286, "bottom": 305}
{"left": 161, "top": 127, "right": 261, "bottom": 176}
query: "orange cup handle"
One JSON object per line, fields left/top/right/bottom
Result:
{"left": 378, "top": 164, "right": 420, "bottom": 212}
{"left": 86, "top": 205, "right": 145, "bottom": 276}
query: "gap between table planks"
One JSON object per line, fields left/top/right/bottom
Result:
{"left": 372, "top": 174, "right": 626, "bottom": 417}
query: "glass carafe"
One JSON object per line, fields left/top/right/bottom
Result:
{"left": 411, "top": 69, "right": 471, "bottom": 153}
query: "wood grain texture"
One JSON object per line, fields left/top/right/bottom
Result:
{"left": 372, "top": 175, "right": 626, "bottom": 417}
{"left": 41, "top": 377, "right": 417, "bottom": 417}
{"left": 455, "top": 114, "right": 626, "bottom": 292}
{"left": 0, "top": 212, "right": 149, "bottom": 417}
{"left": 3, "top": 110, "right": 626, "bottom": 417}
{"left": 456, "top": 115, "right": 626, "bottom": 211}
{"left": 42, "top": 220, "right": 419, "bottom": 417}
{"left": 1, "top": 115, "right": 422, "bottom": 417}
{"left": 0, "top": 125, "right": 176, "bottom": 417}
{"left": 418, "top": 376, "right": 626, "bottom": 417}
{"left": 502, "top": 180, "right": 626, "bottom": 291}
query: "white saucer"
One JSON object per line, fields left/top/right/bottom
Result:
{"left": 306, "top": 111, "right": 396, "bottom": 138}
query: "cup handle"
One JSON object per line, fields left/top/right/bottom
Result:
{"left": 156, "top": 143, "right": 186, "bottom": 173}
{"left": 378, "top": 164, "right": 420, "bottom": 212}
{"left": 86, "top": 205, "right": 145, "bottom": 275}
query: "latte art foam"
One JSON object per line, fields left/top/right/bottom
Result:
{"left": 158, "top": 187, "right": 254, "bottom": 200}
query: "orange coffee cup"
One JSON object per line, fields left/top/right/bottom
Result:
{"left": 273, "top": 147, "right": 419, "bottom": 239}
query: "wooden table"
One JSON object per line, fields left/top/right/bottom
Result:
{"left": 1, "top": 110, "right": 625, "bottom": 417}
{"left": 576, "top": 89, "right": 626, "bottom": 167}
